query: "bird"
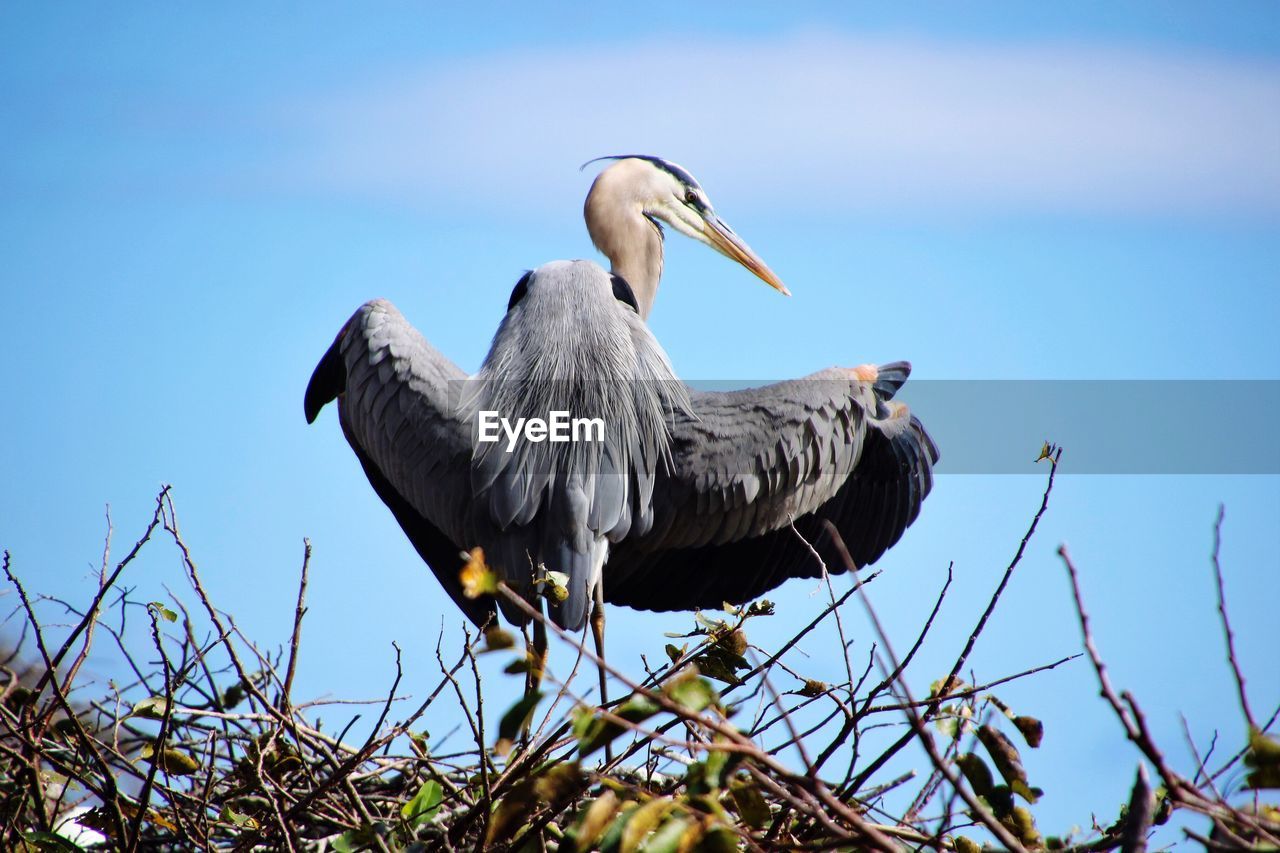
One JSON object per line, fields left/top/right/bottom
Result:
{"left": 304, "top": 156, "right": 938, "bottom": 681}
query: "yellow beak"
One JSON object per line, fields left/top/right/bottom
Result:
{"left": 702, "top": 214, "right": 791, "bottom": 296}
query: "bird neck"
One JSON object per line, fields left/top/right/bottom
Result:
{"left": 585, "top": 189, "right": 664, "bottom": 320}
{"left": 610, "top": 221, "right": 663, "bottom": 320}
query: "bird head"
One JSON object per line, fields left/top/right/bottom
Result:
{"left": 583, "top": 155, "right": 790, "bottom": 296}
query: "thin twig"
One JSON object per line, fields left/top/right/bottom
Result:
{"left": 281, "top": 538, "right": 312, "bottom": 711}
{"left": 1209, "top": 505, "right": 1256, "bottom": 730}
{"left": 849, "top": 448, "right": 1061, "bottom": 793}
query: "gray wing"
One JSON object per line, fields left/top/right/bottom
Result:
{"left": 604, "top": 362, "right": 938, "bottom": 611}
{"left": 304, "top": 299, "right": 496, "bottom": 626}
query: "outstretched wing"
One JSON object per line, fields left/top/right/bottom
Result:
{"left": 604, "top": 363, "right": 938, "bottom": 611}
{"left": 305, "top": 299, "right": 496, "bottom": 626}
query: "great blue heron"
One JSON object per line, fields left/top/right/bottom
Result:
{"left": 304, "top": 156, "right": 937, "bottom": 685}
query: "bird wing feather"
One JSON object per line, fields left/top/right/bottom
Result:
{"left": 305, "top": 299, "right": 496, "bottom": 626}
{"left": 604, "top": 362, "right": 938, "bottom": 611}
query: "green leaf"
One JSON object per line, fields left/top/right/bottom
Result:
{"left": 930, "top": 676, "right": 970, "bottom": 698}
{"left": 1245, "top": 767, "right": 1280, "bottom": 789}
{"left": 663, "top": 670, "right": 718, "bottom": 714}
{"left": 694, "top": 612, "right": 728, "bottom": 633}
{"left": 22, "top": 831, "right": 85, "bottom": 852}
{"left": 51, "top": 717, "right": 82, "bottom": 738}
{"left": 1011, "top": 779, "right": 1044, "bottom": 803}
{"left": 486, "top": 764, "right": 580, "bottom": 848}
{"left": 141, "top": 743, "right": 200, "bottom": 776}
{"left": 619, "top": 798, "right": 673, "bottom": 853}
{"left": 596, "top": 802, "right": 638, "bottom": 853}
{"left": 147, "top": 601, "right": 178, "bottom": 623}
{"left": 729, "top": 776, "right": 770, "bottom": 828}
{"left": 703, "top": 748, "right": 730, "bottom": 788}
{"left": 218, "top": 806, "right": 260, "bottom": 830}
{"left": 538, "top": 570, "right": 570, "bottom": 602}
{"left": 712, "top": 627, "right": 748, "bottom": 655}
{"left": 798, "top": 679, "right": 828, "bottom": 697}
{"left": 955, "top": 753, "right": 995, "bottom": 798}
{"left": 498, "top": 691, "right": 543, "bottom": 741}
{"left": 482, "top": 626, "right": 516, "bottom": 652}
{"left": 1002, "top": 805, "right": 1042, "bottom": 847}
{"left": 1245, "top": 728, "right": 1280, "bottom": 787}
{"left": 615, "top": 694, "right": 661, "bottom": 722}
{"left": 641, "top": 815, "right": 693, "bottom": 853}
{"left": 697, "top": 825, "right": 740, "bottom": 853}
{"left": 1247, "top": 728, "right": 1280, "bottom": 763}
{"left": 4, "top": 686, "right": 35, "bottom": 710}
{"left": 401, "top": 779, "right": 443, "bottom": 825}
{"left": 985, "top": 785, "right": 1014, "bottom": 817}
{"left": 535, "top": 762, "right": 582, "bottom": 810}
{"left": 331, "top": 827, "right": 376, "bottom": 853}
{"left": 1014, "top": 715, "right": 1044, "bottom": 748}
{"left": 696, "top": 649, "right": 747, "bottom": 685}
{"left": 221, "top": 682, "right": 245, "bottom": 709}
{"left": 976, "top": 724, "right": 1036, "bottom": 802}
{"left": 486, "top": 778, "right": 540, "bottom": 847}
{"left": 577, "top": 694, "right": 661, "bottom": 758}
{"left": 503, "top": 658, "right": 531, "bottom": 675}
{"left": 572, "top": 790, "right": 620, "bottom": 851}
{"left": 496, "top": 691, "right": 543, "bottom": 756}
{"left": 130, "top": 696, "right": 171, "bottom": 720}
{"left": 572, "top": 705, "right": 597, "bottom": 739}
{"left": 684, "top": 758, "right": 715, "bottom": 797}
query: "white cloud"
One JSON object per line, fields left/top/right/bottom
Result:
{"left": 285, "top": 32, "right": 1280, "bottom": 217}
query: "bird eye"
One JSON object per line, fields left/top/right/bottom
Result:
{"left": 684, "top": 190, "right": 697, "bottom": 205}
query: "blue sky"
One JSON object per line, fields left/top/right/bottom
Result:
{"left": 2, "top": 2, "right": 1278, "bottom": 840}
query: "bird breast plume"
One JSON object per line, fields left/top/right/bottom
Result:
{"left": 460, "top": 259, "right": 691, "bottom": 533}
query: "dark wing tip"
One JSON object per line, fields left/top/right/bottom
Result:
{"left": 872, "top": 361, "right": 912, "bottom": 400}
{"left": 507, "top": 269, "right": 533, "bottom": 311}
{"left": 913, "top": 414, "right": 940, "bottom": 466}
{"left": 304, "top": 333, "right": 346, "bottom": 424}
{"left": 610, "top": 273, "right": 639, "bottom": 313}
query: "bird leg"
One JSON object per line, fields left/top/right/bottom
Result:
{"left": 521, "top": 623, "right": 534, "bottom": 695}
{"left": 525, "top": 616, "right": 548, "bottom": 699}
{"left": 590, "top": 583, "right": 612, "bottom": 763}
{"left": 513, "top": 618, "right": 548, "bottom": 748}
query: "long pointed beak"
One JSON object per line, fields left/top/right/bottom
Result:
{"left": 701, "top": 214, "right": 791, "bottom": 296}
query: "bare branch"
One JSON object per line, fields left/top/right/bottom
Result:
{"left": 1209, "top": 505, "right": 1256, "bottom": 731}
